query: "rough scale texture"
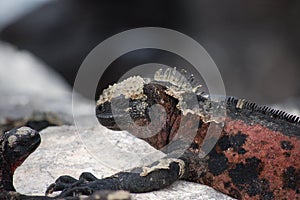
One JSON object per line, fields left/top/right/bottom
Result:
{"left": 48, "top": 68, "right": 299, "bottom": 199}
{"left": 0, "top": 44, "right": 234, "bottom": 199}
{"left": 0, "top": 127, "right": 41, "bottom": 192}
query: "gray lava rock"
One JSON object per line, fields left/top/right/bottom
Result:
{"left": 14, "top": 125, "right": 234, "bottom": 200}
{"left": 0, "top": 41, "right": 235, "bottom": 199}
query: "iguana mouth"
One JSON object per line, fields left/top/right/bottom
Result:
{"left": 14, "top": 132, "right": 41, "bottom": 159}
{"left": 9, "top": 129, "right": 41, "bottom": 173}
{"left": 13, "top": 136, "right": 40, "bottom": 167}
{"left": 28, "top": 134, "right": 41, "bottom": 153}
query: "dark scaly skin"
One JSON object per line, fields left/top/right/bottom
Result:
{"left": 48, "top": 73, "right": 300, "bottom": 199}
{"left": 0, "top": 119, "right": 129, "bottom": 199}
{"left": 0, "top": 127, "right": 61, "bottom": 199}
{"left": 0, "top": 127, "right": 41, "bottom": 192}
{"left": 0, "top": 127, "right": 53, "bottom": 199}
{"left": 183, "top": 99, "right": 300, "bottom": 200}
{"left": 0, "top": 127, "right": 130, "bottom": 200}
{"left": 0, "top": 190, "right": 131, "bottom": 200}
{"left": 0, "top": 113, "right": 67, "bottom": 199}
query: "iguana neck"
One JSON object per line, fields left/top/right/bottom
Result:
{"left": 165, "top": 96, "right": 300, "bottom": 155}
{"left": 0, "top": 157, "right": 15, "bottom": 191}
{"left": 0, "top": 133, "right": 15, "bottom": 191}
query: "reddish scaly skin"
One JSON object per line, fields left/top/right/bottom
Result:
{"left": 175, "top": 112, "right": 299, "bottom": 200}
{"left": 126, "top": 110, "right": 299, "bottom": 200}
{"left": 43, "top": 73, "right": 299, "bottom": 199}
{"left": 97, "top": 82, "right": 300, "bottom": 199}
{"left": 223, "top": 119, "right": 299, "bottom": 199}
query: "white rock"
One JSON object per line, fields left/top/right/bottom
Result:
{"left": 14, "top": 125, "right": 235, "bottom": 200}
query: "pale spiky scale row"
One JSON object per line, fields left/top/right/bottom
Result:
{"left": 97, "top": 68, "right": 219, "bottom": 121}
{"left": 227, "top": 97, "right": 300, "bottom": 124}
{"left": 97, "top": 67, "right": 202, "bottom": 107}
{"left": 154, "top": 67, "right": 202, "bottom": 93}
{"left": 153, "top": 67, "right": 225, "bottom": 122}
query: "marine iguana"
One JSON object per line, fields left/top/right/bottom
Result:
{"left": 0, "top": 113, "right": 72, "bottom": 200}
{"left": 47, "top": 68, "right": 300, "bottom": 200}
{"left": 0, "top": 127, "right": 41, "bottom": 196}
{"left": 0, "top": 127, "right": 69, "bottom": 199}
{"left": 0, "top": 125, "right": 131, "bottom": 200}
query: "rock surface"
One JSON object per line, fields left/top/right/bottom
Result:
{"left": 0, "top": 41, "right": 235, "bottom": 199}
{"left": 14, "top": 125, "right": 234, "bottom": 200}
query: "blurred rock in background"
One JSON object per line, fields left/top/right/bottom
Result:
{"left": 0, "top": 0, "right": 299, "bottom": 105}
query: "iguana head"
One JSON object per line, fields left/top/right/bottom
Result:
{"left": 0, "top": 127, "right": 41, "bottom": 191}
{"left": 96, "top": 68, "right": 211, "bottom": 149}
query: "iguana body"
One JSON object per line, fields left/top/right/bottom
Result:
{"left": 48, "top": 68, "right": 299, "bottom": 199}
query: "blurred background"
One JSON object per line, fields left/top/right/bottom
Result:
{"left": 0, "top": 0, "right": 299, "bottom": 105}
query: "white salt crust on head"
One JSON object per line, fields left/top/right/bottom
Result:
{"left": 8, "top": 135, "right": 17, "bottom": 147}
{"left": 15, "top": 127, "right": 35, "bottom": 136}
{"left": 97, "top": 76, "right": 146, "bottom": 105}
{"left": 97, "top": 68, "right": 223, "bottom": 123}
